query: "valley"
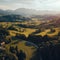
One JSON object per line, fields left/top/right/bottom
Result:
{"left": 0, "top": 14, "right": 60, "bottom": 60}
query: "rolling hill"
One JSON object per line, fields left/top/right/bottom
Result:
{"left": 0, "top": 15, "right": 31, "bottom": 22}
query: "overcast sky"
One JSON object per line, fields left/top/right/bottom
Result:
{"left": 0, "top": 0, "right": 60, "bottom": 11}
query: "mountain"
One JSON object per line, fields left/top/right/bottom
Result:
{"left": 0, "top": 9, "right": 13, "bottom": 15}
{"left": 0, "top": 8, "right": 38, "bottom": 16}
{"left": 0, "top": 8, "right": 60, "bottom": 16}
{"left": 14, "top": 8, "right": 38, "bottom": 16}
{"left": 14, "top": 8, "right": 60, "bottom": 16}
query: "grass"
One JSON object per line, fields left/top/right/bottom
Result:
{"left": 8, "top": 28, "right": 36, "bottom": 37}
{"left": 35, "top": 28, "right": 60, "bottom": 37}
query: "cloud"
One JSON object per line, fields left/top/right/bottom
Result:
{"left": 0, "top": 0, "right": 60, "bottom": 11}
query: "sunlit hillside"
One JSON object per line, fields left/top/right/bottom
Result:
{"left": 5, "top": 40, "right": 37, "bottom": 60}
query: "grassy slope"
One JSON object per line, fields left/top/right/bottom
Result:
{"left": 5, "top": 40, "right": 36, "bottom": 60}
{"left": 35, "top": 28, "right": 60, "bottom": 37}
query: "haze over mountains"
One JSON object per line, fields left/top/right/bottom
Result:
{"left": 0, "top": 8, "right": 60, "bottom": 24}
{"left": 0, "top": 8, "right": 60, "bottom": 16}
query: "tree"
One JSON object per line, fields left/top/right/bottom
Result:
{"left": 43, "top": 35, "right": 50, "bottom": 42}
{"left": 9, "top": 46, "right": 16, "bottom": 53}
{"left": 30, "top": 48, "right": 42, "bottom": 60}
{"left": 58, "top": 32, "right": 60, "bottom": 36}
{"left": 27, "top": 34, "right": 43, "bottom": 46}
{"left": 16, "top": 50, "right": 26, "bottom": 60}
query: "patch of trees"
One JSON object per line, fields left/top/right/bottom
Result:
{"left": 27, "top": 35, "right": 43, "bottom": 45}
{"left": 27, "top": 34, "right": 52, "bottom": 46}
{"left": 48, "top": 28, "right": 55, "bottom": 34}
{"left": 0, "top": 15, "right": 31, "bottom": 22}
{"left": 0, "top": 47, "right": 16, "bottom": 60}
{"left": 31, "top": 43, "right": 60, "bottom": 60}
{"left": 17, "top": 24, "right": 36, "bottom": 28}
{"left": 0, "top": 45, "right": 26, "bottom": 60}
{"left": 4, "top": 54, "right": 16, "bottom": 60}
{"left": 0, "top": 26, "right": 10, "bottom": 43}
{"left": 30, "top": 48, "right": 41, "bottom": 60}
{"left": 7, "top": 26, "right": 18, "bottom": 31}
{"left": 5, "top": 38, "right": 11, "bottom": 44}
{"left": 15, "top": 33, "right": 27, "bottom": 40}
{"left": 9, "top": 46, "right": 26, "bottom": 60}
{"left": 58, "top": 32, "right": 60, "bottom": 36}
{"left": 0, "top": 53, "right": 16, "bottom": 60}
{"left": 27, "top": 33, "right": 60, "bottom": 46}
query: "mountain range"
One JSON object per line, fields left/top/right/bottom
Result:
{"left": 0, "top": 8, "right": 60, "bottom": 17}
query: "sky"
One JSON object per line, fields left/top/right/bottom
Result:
{"left": 0, "top": 0, "right": 60, "bottom": 11}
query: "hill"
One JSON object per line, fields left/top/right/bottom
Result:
{"left": 0, "top": 15, "right": 31, "bottom": 22}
